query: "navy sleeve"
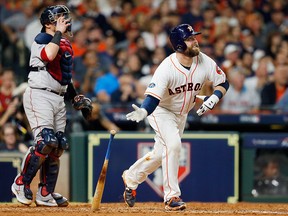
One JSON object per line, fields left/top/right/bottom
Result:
{"left": 217, "top": 79, "right": 229, "bottom": 91}
{"left": 140, "top": 95, "right": 160, "bottom": 115}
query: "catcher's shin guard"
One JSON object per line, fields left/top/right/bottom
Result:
{"left": 21, "top": 146, "right": 46, "bottom": 185}
{"left": 39, "top": 148, "right": 68, "bottom": 206}
{"left": 40, "top": 131, "right": 67, "bottom": 193}
{"left": 21, "top": 133, "right": 57, "bottom": 185}
{"left": 41, "top": 131, "right": 68, "bottom": 193}
{"left": 40, "top": 154, "right": 60, "bottom": 193}
{"left": 12, "top": 146, "right": 46, "bottom": 205}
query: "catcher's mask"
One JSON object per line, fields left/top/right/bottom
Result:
{"left": 169, "top": 24, "right": 201, "bottom": 53}
{"left": 40, "top": 5, "right": 72, "bottom": 36}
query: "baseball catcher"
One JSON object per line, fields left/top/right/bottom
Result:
{"left": 11, "top": 4, "right": 91, "bottom": 207}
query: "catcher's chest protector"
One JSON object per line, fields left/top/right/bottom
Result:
{"left": 47, "top": 38, "right": 73, "bottom": 85}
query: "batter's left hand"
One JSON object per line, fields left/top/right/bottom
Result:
{"left": 126, "top": 104, "right": 148, "bottom": 123}
{"left": 196, "top": 94, "right": 219, "bottom": 116}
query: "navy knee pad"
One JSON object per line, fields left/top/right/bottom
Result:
{"left": 35, "top": 128, "right": 59, "bottom": 155}
{"left": 55, "top": 131, "right": 69, "bottom": 150}
{"left": 36, "top": 140, "right": 53, "bottom": 155}
{"left": 41, "top": 128, "right": 59, "bottom": 148}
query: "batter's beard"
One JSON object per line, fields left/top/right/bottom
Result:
{"left": 184, "top": 46, "right": 200, "bottom": 57}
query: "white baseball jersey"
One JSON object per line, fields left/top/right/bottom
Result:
{"left": 124, "top": 51, "right": 227, "bottom": 202}
{"left": 145, "top": 52, "right": 226, "bottom": 115}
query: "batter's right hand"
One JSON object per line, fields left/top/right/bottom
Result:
{"left": 126, "top": 104, "right": 148, "bottom": 123}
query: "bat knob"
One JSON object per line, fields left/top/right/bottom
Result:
{"left": 110, "top": 129, "right": 117, "bottom": 135}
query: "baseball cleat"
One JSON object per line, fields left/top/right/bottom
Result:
{"left": 35, "top": 185, "right": 69, "bottom": 207}
{"left": 122, "top": 170, "right": 136, "bottom": 207}
{"left": 11, "top": 174, "right": 33, "bottom": 205}
{"left": 123, "top": 187, "right": 137, "bottom": 207}
{"left": 35, "top": 185, "right": 57, "bottom": 207}
{"left": 165, "top": 197, "right": 186, "bottom": 211}
{"left": 52, "top": 192, "right": 69, "bottom": 207}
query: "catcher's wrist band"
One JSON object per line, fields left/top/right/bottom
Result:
{"left": 51, "top": 31, "right": 62, "bottom": 45}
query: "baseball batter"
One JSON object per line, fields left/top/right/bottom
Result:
{"left": 11, "top": 5, "right": 91, "bottom": 207}
{"left": 123, "top": 24, "right": 229, "bottom": 211}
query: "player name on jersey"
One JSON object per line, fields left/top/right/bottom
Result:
{"left": 168, "top": 82, "right": 202, "bottom": 95}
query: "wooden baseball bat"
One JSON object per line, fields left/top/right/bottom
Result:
{"left": 91, "top": 130, "right": 117, "bottom": 211}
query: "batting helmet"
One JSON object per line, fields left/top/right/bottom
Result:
{"left": 40, "top": 5, "right": 71, "bottom": 32}
{"left": 169, "top": 24, "right": 201, "bottom": 52}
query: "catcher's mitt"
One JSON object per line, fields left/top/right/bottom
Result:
{"left": 72, "top": 95, "right": 92, "bottom": 120}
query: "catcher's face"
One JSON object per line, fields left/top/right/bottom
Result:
{"left": 48, "top": 12, "right": 72, "bottom": 36}
{"left": 184, "top": 36, "right": 200, "bottom": 57}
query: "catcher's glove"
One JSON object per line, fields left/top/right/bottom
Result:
{"left": 72, "top": 95, "right": 92, "bottom": 120}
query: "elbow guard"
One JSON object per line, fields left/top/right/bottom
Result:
{"left": 217, "top": 80, "right": 229, "bottom": 91}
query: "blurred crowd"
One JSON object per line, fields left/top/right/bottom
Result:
{"left": 1, "top": 0, "right": 288, "bottom": 143}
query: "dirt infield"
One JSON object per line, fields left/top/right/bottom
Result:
{"left": 1, "top": 202, "right": 288, "bottom": 216}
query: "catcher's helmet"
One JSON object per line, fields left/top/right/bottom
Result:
{"left": 169, "top": 24, "right": 201, "bottom": 52}
{"left": 40, "top": 5, "right": 71, "bottom": 32}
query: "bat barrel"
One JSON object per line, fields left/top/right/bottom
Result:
{"left": 91, "top": 132, "right": 116, "bottom": 211}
